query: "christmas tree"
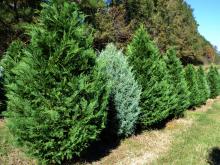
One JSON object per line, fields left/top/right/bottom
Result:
{"left": 1, "top": 1, "right": 110, "bottom": 163}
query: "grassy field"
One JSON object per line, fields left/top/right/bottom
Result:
{"left": 0, "top": 98, "right": 220, "bottom": 165}
{"left": 154, "top": 100, "right": 220, "bottom": 165}
{"left": 86, "top": 98, "right": 217, "bottom": 165}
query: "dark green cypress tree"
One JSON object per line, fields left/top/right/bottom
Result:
{"left": 184, "top": 64, "right": 200, "bottom": 107}
{"left": 1, "top": 1, "right": 110, "bottom": 164}
{"left": 1, "top": 40, "right": 24, "bottom": 84}
{"left": 214, "top": 66, "right": 220, "bottom": 93}
{"left": 207, "top": 66, "right": 220, "bottom": 98}
{"left": 164, "top": 48, "right": 190, "bottom": 116}
{"left": 197, "top": 66, "right": 210, "bottom": 104}
{"left": 127, "top": 26, "right": 177, "bottom": 128}
{"left": 0, "top": 66, "right": 5, "bottom": 116}
{"left": 0, "top": 40, "right": 24, "bottom": 115}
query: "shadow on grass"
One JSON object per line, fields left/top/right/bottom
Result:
{"left": 71, "top": 114, "right": 179, "bottom": 164}
{"left": 81, "top": 138, "right": 120, "bottom": 163}
{"left": 63, "top": 137, "right": 121, "bottom": 165}
{"left": 65, "top": 99, "right": 187, "bottom": 164}
{"left": 207, "top": 147, "right": 220, "bottom": 165}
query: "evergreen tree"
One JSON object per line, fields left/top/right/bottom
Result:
{"left": 91, "top": 0, "right": 217, "bottom": 64}
{"left": 1, "top": 1, "right": 110, "bottom": 164}
{"left": 75, "top": 0, "right": 105, "bottom": 25}
{"left": 0, "top": 40, "right": 24, "bottom": 115}
{"left": 207, "top": 66, "right": 220, "bottom": 98}
{"left": 94, "top": 5, "right": 132, "bottom": 50}
{"left": 214, "top": 66, "right": 220, "bottom": 86}
{"left": 164, "top": 48, "right": 190, "bottom": 116}
{"left": 184, "top": 64, "right": 200, "bottom": 107}
{"left": 197, "top": 66, "right": 210, "bottom": 104}
{"left": 1, "top": 40, "right": 24, "bottom": 82}
{"left": 122, "top": 0, "right": 154, "bottom": 22}
{"left": 0, "top": 0, "right": 41, "bottom": 55}
{"left": 0, "top": 0, "right": 218, "bottom": 65}
{"left": 127, "top": 26, "right": 177, "bottom": 128}
{"left": 0, "top": 65, "right": 5, "bottom": 116}
{"left": 97, "top": 43, "right": 141, "bottom": 137}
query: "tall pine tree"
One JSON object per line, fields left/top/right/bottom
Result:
{"left": 127, "top": 26, "right": 177, "bottom": 128}
{"left": 1, "top": 1, "right": 110, "bottom": 163}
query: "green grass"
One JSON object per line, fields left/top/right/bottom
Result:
{"left": 154, "top": 101, "right": 220, "bottom": 165}
{"left": 0, "top": 120, "right": 36, "bottom": 165}
{"left": 0, "top": 121, "right": 12, "bottom": 156}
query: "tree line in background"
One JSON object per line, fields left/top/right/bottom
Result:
{"left": 0, "top": 0, "right": 220, "bottom": 64}
{"left": 1, "top": 1, "right": 220, "bottom": 164}
{"left": 0, "top": 0, "right": 41, "bottom": 55}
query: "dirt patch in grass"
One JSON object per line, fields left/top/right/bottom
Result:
{"left": 0, "top": 119, "right": 4, "bottom": 128}
{"left": 0, "top": 148, "right": 37, "bottom": 165}
{"left": 88, "top": 116, "right": 193, "bottom": 165}
{"left": 88, "top": 131, "right": 171, "bottom": 165}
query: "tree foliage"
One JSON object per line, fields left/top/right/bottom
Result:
{"left": 197, "top": 66, "right": 210, "bottom": 104}
{"left": 97, "top": 43, "right": 141, "bottom": 137}
{"left": 0, "top": 66, "right": 5, "bottom": 116}
{"left": 184, "top": 64, "right": 200, "bottom": 107}
{"left": 73, "top": 0, "right": 105, "bottom": 25}
{"left": 207, "top": 66, "right": 220, "bottom": 98}
{"left": 0, "top": 40, "right": 24, "bottom": 115}
{"left": 164, "top": 48, "right": 190, "bottom": 116}
{"left": 1, "top": 1, "right": 110, "bottom": 163}
{"left": 127, "top": 26, "right": 176, "bottom": 127}
{"left": 0, "top": 0, "right": 218, "bottom": 65}
{"left": 94, "top": 5, "right": 133, "bottom": 50}
{"left": 0, "top": 0, "right": 42, "bottom": 55}
{"left": 91, "top": 0, "right": 218, "bottom": 64}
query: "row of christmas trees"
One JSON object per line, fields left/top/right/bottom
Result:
{"left": 1, "top": 1, "right": 220, "bottom": 164}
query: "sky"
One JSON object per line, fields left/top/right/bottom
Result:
{"left": 185, "top": 0, "right": 220, "bottom": 50}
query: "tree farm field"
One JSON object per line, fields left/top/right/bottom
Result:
{"left": 1, "top": 97, "right": 220, "bottom": 165}
{"left": 1, "top": 0, "right": 220, "bottom": 164}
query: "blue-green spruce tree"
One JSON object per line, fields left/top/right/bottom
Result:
{"left": 97, "top": 43, "right": 141, "bottom": 137}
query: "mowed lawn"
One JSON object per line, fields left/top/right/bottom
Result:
{"left": 154, "top": 100, "right": 220, "bottom": 165}
{"left": 1, "top": 99, "right": 220, "bottom": 165}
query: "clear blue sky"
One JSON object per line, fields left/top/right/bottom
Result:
{"left": 186, "top": 0, "right": 220, "bottom": 50}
